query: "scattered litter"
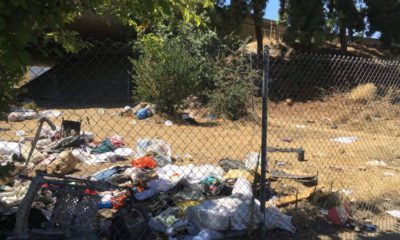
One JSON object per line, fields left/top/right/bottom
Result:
{"left": 131, "top": 155, "right": 157, "bottom": 169}
{"left": 129, "top": 120, "right": 137, "bottom": 126}
{"left": 332, "top": 136, "right": 357, "bottom": 144}
{"left": 387, "top": 210, "right": 400, "bottom": 219}
{"left": 244, "top": 152, "right": 260, "bottom": 170}
{"left": 340, "top": 189, "right": 352, "bottom": 196}
{"left": 165, "top": 120, "right": 173, "bottom": 126}
{"left": 137, "top": 138, "right": 172, "bottom": 163}
{"left": 383, "top": 172, "right": 395, "bottom": 177}
{"left": 295, "top": 124, "right": 306, "bottom": 129}
{"left": 281, "top": 137, "right": 293, "bottom": 143}
{"left": 123, "top": 106, "right": 131, "bottom": 112}
{"left": 40, "top": 110, "right": 62, "bottom": 118}
{"left": 203, "top": 113, "right": 217, "bottom": 121}
{"left": 305, "top": 120, "right": 315, "bottom": 123}
{"left": 264, "top": 207, "right": 296, "bottom": 233}
{"left": 8, "top": 110, "right": 37, "bottom": 122}
{"left": 366, "top": 160, "right": 387, "bottom": 167}
{"left": 185, "top": 178, "right": 263, "bottom": 231}
{"left": 219, "top": 158, "right": 245, "bottom": 172}
{"left": 324, "top": 118, "right": 338, "bottom": 129}
{"left": 134, "top": 188, "right": 156, "bottom": 201}
{"left": 276, "top": 161, "right": 287, "bottom": 167}
{"left": 319, "top": 209, "right": 328, "bottom": 215}
{"left": 328, "top": 204, "right": 350, "bottom": 225}
{"left": 136, "top": 106, "right": 153, "bottom": 120}
{"left": 97, "top": 108, "right": 106, "bottom": 115}
{"left": 16, "top": 130, "right": 26, "bottom": 137}
{"left": 362, "top": 223, "right": 377, "bottom": 232}
{"left": 47, "top": 150, "right": 80, "bottom": 175}
{"left": 114, "top": 147, "right": 135, "bottom": 157}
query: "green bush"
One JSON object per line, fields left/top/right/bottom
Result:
{"left": 210, "top": 51, "right": 259, "bottom": 120}
{"left": 132, "top": 39, "right": 202, "bottom": 114}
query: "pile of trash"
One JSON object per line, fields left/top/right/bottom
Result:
{"left": 0, "top": 116, "right": 295, "bottom": 239}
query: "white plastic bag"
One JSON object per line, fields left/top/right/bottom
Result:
{"left": 185, "top": 178, "right": 263, "bottom": 231}
{"left": 114, "top": 147, "right": 135, "bottom": 157}
{"left": 0, "top": 141, "right": 21, "bottom": 156}
{"left": 137, "top": 138, "right": 172, "bottom": 163}
{"left": 245, "top": 152, "right": 260, "bottom": 170}
{"left": 264, "top": 207, "right": 296, "bottom": 233}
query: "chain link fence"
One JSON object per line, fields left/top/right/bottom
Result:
{"left": 0, "top": 40, "right": 399, "bottom": 239}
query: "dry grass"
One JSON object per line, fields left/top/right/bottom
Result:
{"left": 347, "top": 83, "right": 377, "bottom": 103}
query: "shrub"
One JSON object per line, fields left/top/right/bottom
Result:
{"left": 132, "top": 38, "right": 202, "bottom": 114}
{"left": 210, "top": 50, "right": 259, "bottom": 120}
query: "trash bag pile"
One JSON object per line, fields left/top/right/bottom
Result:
{"left": 0, "top": 116, "right": 295, "bottom": 239}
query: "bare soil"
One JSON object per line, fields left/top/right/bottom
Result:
{"left": 1, "top": 97, "right": 400, "bottom": 238}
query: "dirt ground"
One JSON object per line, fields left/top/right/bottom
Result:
{"left": 1, "top": 97, "right": 400, "bottom": 238}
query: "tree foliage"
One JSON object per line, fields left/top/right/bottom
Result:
{"left": 281, "top": 0, "right": 327, "bottom": 49}
{"left": 364, "top": 0, "right": 400, "bottom": 48}
{"left": 0, "top": 0, "right": 212, "bottom": 112}
{"left": 211, "top": 0, "right": 251, "bottom": 36}
{"left": 327, "top": 0, "right": 364, "bottom": 52}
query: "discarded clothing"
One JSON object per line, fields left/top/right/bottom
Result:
{"left": 148, "top": 179, "right": 178, "bottom": 192}
{"left": 174, "top": 188, "right": 205, "bottom": 201}
{"left": 45, "top": 136, "right": 86, "bottom": 152}
{"left": 114, "top": 147, "right": 135, "bottom": 157}
{"left": 131, "top": 155, "right": 157, "bottom": 169}
{"left": 148, "top": 207, "right": 180, "bottom": 233}
{"left": 91, "top": 139, "right": 116, "bottom": 154}
{"left": 157, "top": 164, "right": 224, "bottom": 185}
{"left": 201, "top": 176, "right": 223, "bottom": 197}
{"left": 72, "top": 149, "right": 116, "bottom": 165}
{"left": 177, "top": 201, "right": 201, "bottom": 214}
{"left": 109, "top": 135, "right": 124, "bottom": 148}
{"left": 135, "top": 189, "right": 156, "bottom": 201}
{"left": 91, "top": 166, "right": 130, "bottom": 181}
{"left": 185, "top": 178, "right": 263, "bottom": 231}
{"left": 219, "top": 158, "right": 245, "bottom": 172}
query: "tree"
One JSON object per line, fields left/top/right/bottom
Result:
{"left": 0, "top": 0, "right": 212, "bottom": 113}
{"left": 281, "top": 0, "right": 327, "bottom": 49}
{"left": 211, "top": 0, "right": 251, "bottom": 36}
{"left": 251, "top": 0, "right": 269, "bottom": 64}
{"left": 364, "top": 0, "right": 400, "bottom": 48}
{"left": 327, "top": 0, "right": 364, "bottom": 52}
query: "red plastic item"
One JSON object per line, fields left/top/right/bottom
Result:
{"left": 131, "top": 155, "right": 157, "bottom": 169}
{"left": 109, "top": 136, "right": 124, "bottom": 148}
{"left": 85, "top": 189, "right": 97, "bottom": 195}
{"left": 111, "top": 196, "right": 127, "bottom": 209}
{"left": 328, "top": 204, "right": 350, "bottom": 225}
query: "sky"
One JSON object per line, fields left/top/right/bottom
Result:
{"left": 263, "top": 0, "right": 280, "bottom": 20}
{"left": 224, "top": 0, "right": 380, "bottom": 39}
{"left": 225, "top": 0, "right": 280, "bottom": 21}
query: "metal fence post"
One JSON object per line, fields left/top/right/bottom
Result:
{"left": 260, "top": 45, "right": 269, "bottom": 238}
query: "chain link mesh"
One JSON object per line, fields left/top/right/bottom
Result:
{"left": 0, "top": 40, "right": 399, "bottom": 239}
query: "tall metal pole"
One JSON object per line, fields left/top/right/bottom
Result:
{"left": 260, "top": 45, "right": 269, "bottom": 237}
